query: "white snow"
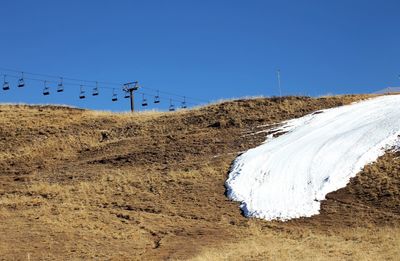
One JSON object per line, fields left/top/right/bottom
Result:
{"left": 226, "top": 95, "right": 400, "bottom": 221}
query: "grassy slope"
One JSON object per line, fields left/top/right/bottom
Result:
{"left": 0, "top": 95, "right": 399, "bottom": 260}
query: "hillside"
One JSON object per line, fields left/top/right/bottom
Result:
{"left": 0, "top": 95, "right": 399, "bottom": 260}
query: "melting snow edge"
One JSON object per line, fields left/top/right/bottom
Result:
{"left": 225, "top": 95, "right": 400, "bottom": 221}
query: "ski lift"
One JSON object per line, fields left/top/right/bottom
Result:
{"left": 124, "top": 90, "right": 130, "bottom": 99}
{"left": 112, "top": 89, "right": 118, "bottom": 102}
{"left": 92, "top": 82, "right": 99, "bottom": 96}
{"left": 57, "top": 77, "right": 64, "bottom": 92}
{"left": 42, "top": 81, "right": 50, "bottom": 96}
{"left": 169, "top": 99, "right": 175, "bottom": 112}
{"left": 181, "top": 96, "right": 187, "bottom": 109}
{"left": 142, "top": 94, "right": 148, "bottom": 107}
{"left": 154, "top": 90, "right": 160, "bottom": 104}
{"left": 18, "top": 72, "right": 25, "bottom": 87}
{"left": 79, "top": 85, "right": 86, "bottom": 99}
{"left": 2, "top": 75, "right": 10, "bottom": 91}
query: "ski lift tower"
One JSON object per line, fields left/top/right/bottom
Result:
{"left": 123, "top": 81, "right": 139, "bottom": 112}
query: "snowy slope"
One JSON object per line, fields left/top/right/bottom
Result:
{"left": 226, "top": 95, "right": 400, "bottom": 221}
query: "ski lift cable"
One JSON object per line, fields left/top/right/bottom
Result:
{"left": 1, "top": 72, "right": 197, "bottom": 105}
{"left": 0, "top": 72, "right": 207, "bottom": 105}
{"left": 139, "top": 86, "right": 208, "bottom": 103}
{"left": 0, "top": 73, "right": 115, "bottom": 90}
{"left": 1, "top": 72, "right": 202, "bottom": 106}
{"left": 0, "top": 67, "right": 98, "bottom": 84}
{"left": 0, "top": 67, "right": 209, "bottom": 103}
{"left": 134, "top": 91, "right": 196, "bottom": 105}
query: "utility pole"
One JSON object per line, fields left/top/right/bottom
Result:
{"left": 277, "top": 69, "right": 282, "bottom": 98}
{"left": 123, "top": 81, "right": 139, "bottom": 112}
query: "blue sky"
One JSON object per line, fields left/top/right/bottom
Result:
{"left": 0, "top": 0, "right": 399, "bottom": 111}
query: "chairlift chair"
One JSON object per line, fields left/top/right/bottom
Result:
{"left": 154, "top": 90, "right": 160, "bottom": 104}
{"left": 92, "top": 82, "right": 99, "bottom": 96}
{"left": 142, "top": 94, "right": 148, "bottom": 107}
{"left": 18, "top": 72, "right": 25, "bottom": 87}
{"left": 43, "top": 81, "right": 50, "bottom": 96}
{"left": 112, "top": 89, "right": 118, "bottom": 102}
{"left": 122, "top": 83, "right": 129, "bottom": 93}
{"left": 181, "top": 97, "right": 187, "bottom": 109}
{"left": 169, "top": 99, "right": 175, "bottom": 112}
{"left": 79, "top": 85, "right": 86, "bottom": 99}
{"left": 124, "top": 91, "right": 131, "bottom": 99}
{"left": 2, "top": 75, "right": 10, "bottom": 91}
{"left": 57, "top": 77, "right": 64, "bottom": 92}
{"left": 92, "top": 88, "right": 99, "bottom": 96}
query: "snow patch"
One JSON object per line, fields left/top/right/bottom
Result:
{"left": 226, "top": 95, "right": 400, "bottom": 221}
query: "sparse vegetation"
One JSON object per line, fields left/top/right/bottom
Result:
{"left": 0, "top": 95, "right": 398, "bottom": 260}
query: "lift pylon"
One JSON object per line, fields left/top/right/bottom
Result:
{"left": 123, "top": 81, "right": 139, "bottom": 112}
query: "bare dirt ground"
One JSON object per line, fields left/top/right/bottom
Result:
{"left": 0, "top": 95, "right": 399, "bottom": 260}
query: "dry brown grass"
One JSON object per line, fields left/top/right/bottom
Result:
{"left": 191, "top": 226, "right": 400, "bottom": 261}
{"left": 0, "top": 94, "right": 399, "bottom": 260}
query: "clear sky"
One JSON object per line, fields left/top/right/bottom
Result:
{"left": 0, "top": 0, "right": 399, "bottom": 112}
